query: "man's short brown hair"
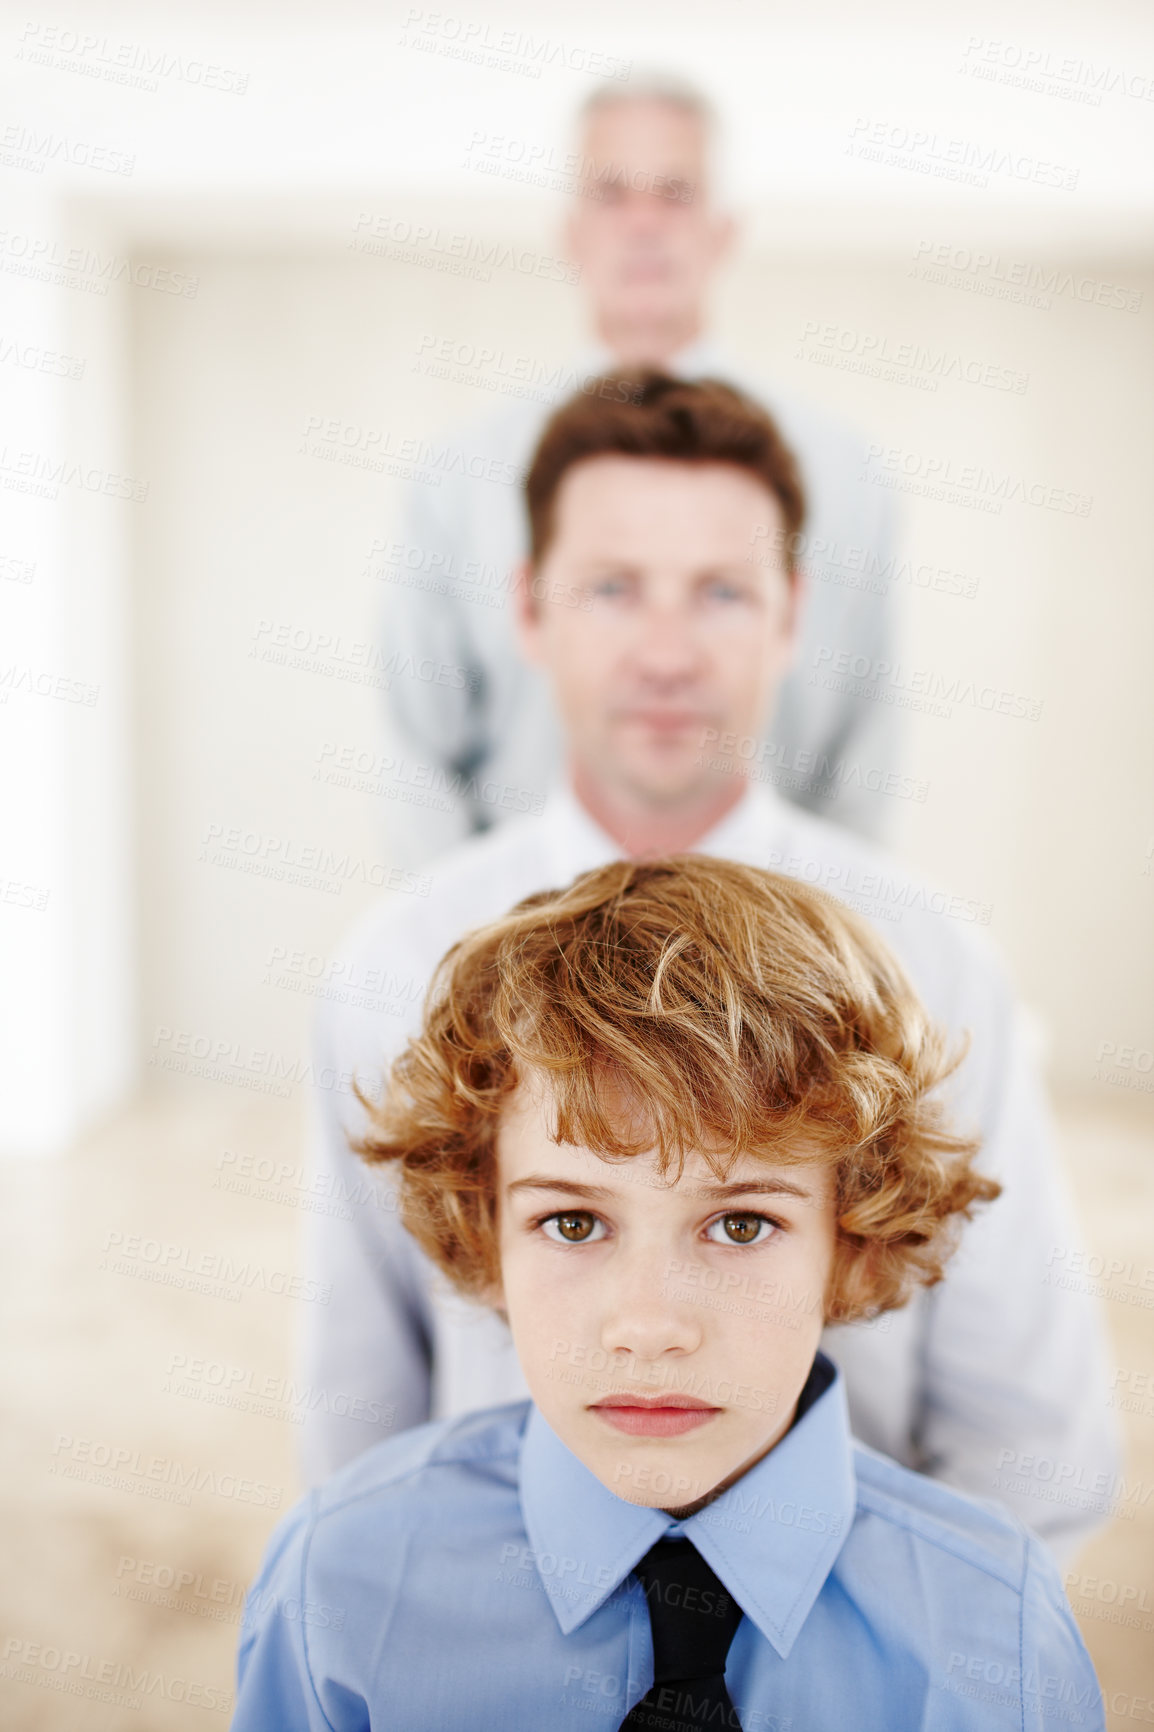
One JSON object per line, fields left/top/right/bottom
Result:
{"left": 525, "top": 372, "right": 806, "bottom": 571}
{"left": 358, "top": 856, "right": 998, "bottom": 1325}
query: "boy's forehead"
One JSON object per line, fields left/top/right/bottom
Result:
{"left": 496, "top": 1066, "right": 646, "bottom": 1152}
{"left": 495, "top": 1074, "right": 828, "bottom": 1201}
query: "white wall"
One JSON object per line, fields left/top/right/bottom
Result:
{"left": 2, "top": 0, "right": 1152, "bottom": 1146}
{"left": 0, "top": 189, "right": 137, "bottom": 1151}
{"left": 127, "top": 233, "right": 1154, "bottom": 1096}
{"left": 723, "top": 250, "right": 1154, "bottom": 1073}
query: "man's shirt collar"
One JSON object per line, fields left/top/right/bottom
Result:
{"left": 578, "top": 336, "right": 726, "bottom": 383}
{"left": 519, "top": 1353, "right": 855, "bottom": 1658}
{"left": 543, "top": 776, "right": 787, "bottom": 885}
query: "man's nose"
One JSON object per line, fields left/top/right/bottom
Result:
{"left": 630, "top": 606, "right": 702, "bottom": 682}
{"left": 623, "top": 202, "right": 667, "bottom": 238}
{"left": 621, "top": 184, "right": 677, "bottom": 226}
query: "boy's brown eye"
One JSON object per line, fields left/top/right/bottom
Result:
{"left": 724, "top": 1215, "right": 760, "bottom": 1243}
{"left": 551, "top": 1212, "right": 597, "bottom": 1242}
{"left": 540, "top": 1210, "right": 607, "bottom": 1246}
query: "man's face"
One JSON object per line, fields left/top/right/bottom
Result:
{"left": 494, "top": 1075, "right": 836, "bottom": 1512}
{"left": 566, "top": 100, "right": 732, "bottom": 346}
{"left": 517, "top": 456, "right": 799, "bottom": 810}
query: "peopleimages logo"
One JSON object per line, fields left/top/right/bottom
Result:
{"left": 958, "top": 36, "right": 1154, "bottom": 105}
{"left": 0, "top": 121, "right": 135, "bottom": 176}
{"left": 15, "top": 22, "right": 249, "bottom": 94}
{"left": 794, "top": 319, "right": 1028, "bottom": 394}
{"left": 411, "top": 335, "right": 646, "bottom": 406}
{"left": 0, "top": 1634, "right": 231, "bottom": 1714}
{"left": 350, "top": 213, "right": 580, "bottom": 285}
{"left": 910, "top": 240, "right": 1142, "bottom": 313}
{"left": 847, "top": 117, "right": 1079, "bottom": 191}
{"left": 399, "top": 12, "right": 631, "bottom": 81}
{"left": 860, "top": 444, "right": 1092, "bottom": 517}
{"left": 100, "top": 1229, "right": 332, "bottom": 1306}
{"left": 943, "top": 1650, "right": 1097, "bottom": 1710}
{"left": 50, "top": 1433, "right": 283, "bottom": 1509}
{"left": 0, "top": 229, "right": 200, "bottom": 297}
{"left": 808, "top": 647, "right": 1043, "bottom": 722}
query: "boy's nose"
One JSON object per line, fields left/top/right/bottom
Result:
{"left": 597, "top": 1260, "right": 704, "bottom": 1363}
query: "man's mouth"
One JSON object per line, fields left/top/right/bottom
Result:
{"left": 617, "top": 709, "right": 712, "bottom": 735}
{"left": 620, "top": 253, "right": 674, "bottom": 284}
{"left": 589, "top": 1393, "right": 721, "bottom": 1438}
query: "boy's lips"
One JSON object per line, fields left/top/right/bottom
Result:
{"left": 589, "top": 1393, "right": 721, "bottom": 1438}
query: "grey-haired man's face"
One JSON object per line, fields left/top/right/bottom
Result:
{"left": 565, "top": 100, "right": 733, "bottom": 353}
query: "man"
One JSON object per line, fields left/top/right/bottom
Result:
{"left": 301, "top": 373, "right": 1118, "bottom": 1561}
{"left": 383, "top": 74, "right": 900, "bottom": 848}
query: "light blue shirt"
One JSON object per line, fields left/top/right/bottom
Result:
{"left": 234, "top": 1355, "right": 1102, "bottom": 1730}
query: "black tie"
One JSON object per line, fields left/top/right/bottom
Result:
{"left": 618, "top": 1538, "right": 745, "bottom": 1732}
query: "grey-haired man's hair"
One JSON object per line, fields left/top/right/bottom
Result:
{"left": 575, "top": 71, "right": 724, "bottom": 200}
{"left": 577, "top": 71, "right": 718, "bottom": 135}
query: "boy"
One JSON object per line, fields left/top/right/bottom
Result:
{"left": 237, "top": 856, "right": 1102, "bottom": 1731}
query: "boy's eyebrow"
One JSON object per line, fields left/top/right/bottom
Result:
{"left": 505, "top": 1178, "right": 621, "bottom": 1201}
{"left": 504, "top": 1175, "right": 817, "bottom": 1202}
{"left": 693, "top": 1178, "right": 816, "bottom": 1201}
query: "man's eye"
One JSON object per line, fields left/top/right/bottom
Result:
{"left": 542, "top": 1211, "right": 605, "bottom": 1244}
{"left": 590, "top": 175, "right": 626, "bottom": 205}
{"left": 704, "top": 580, "right": 748, "bottom": 603}
{"left": 704, "top": 1213, "right": 777, "bottom": 1247}
{"left": 590, "top": 576, "right": 629, "bottom": 599}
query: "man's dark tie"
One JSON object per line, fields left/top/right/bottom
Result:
{"left": 618, "top": 1537, "right": 745, "bottom": 1732}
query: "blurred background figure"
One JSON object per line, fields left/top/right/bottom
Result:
{"left": 386, "top": 75, "right": 902, "bottom": 850}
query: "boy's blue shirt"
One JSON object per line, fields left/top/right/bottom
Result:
{"left": 233, "top": 1354, "right": 1102, "bottom": 1731}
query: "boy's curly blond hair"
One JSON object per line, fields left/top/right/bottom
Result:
{"left": 357, "top": 855, "right": 999, "bottom": 1323}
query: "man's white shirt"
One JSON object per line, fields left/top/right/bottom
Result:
{"left": 300, "top": 779, "right": 1118, "bottom": 1559}
{"left": 381, "top": 340, "right": 902, "bottom": 856}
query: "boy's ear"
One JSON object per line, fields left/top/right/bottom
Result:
{"left": 476, "top": 1276, "right": 508, "bottom": 1320}
{"left": 825, "top": 1237, "right": 888, "bottom": 1326}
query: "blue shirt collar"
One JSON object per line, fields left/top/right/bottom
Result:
{"left": 519, "top": 1352, "right": 855, "bottom": 1657}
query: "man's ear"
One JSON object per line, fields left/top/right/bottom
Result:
{"left": 513, "top": 560, "right": 544, "bottom": 665}
{"left": 778, "top": 565, "right": 806, "bottom": 676}
{"left": 710, "top": 209, "right": 737, "bottom": 268}
{"left": 561, "top": 202, "right": 582, "bottom": 269}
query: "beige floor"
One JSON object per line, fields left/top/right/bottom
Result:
{"left": 1, "top": 1084, "right": 1151, "bottom": 1730}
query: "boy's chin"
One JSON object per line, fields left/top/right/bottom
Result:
{"left": 580, "top": 1435, "right": 746, "bottom": 1514}
{"left": 606, "top": 1465, "right": 745, "bottom": 1517}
